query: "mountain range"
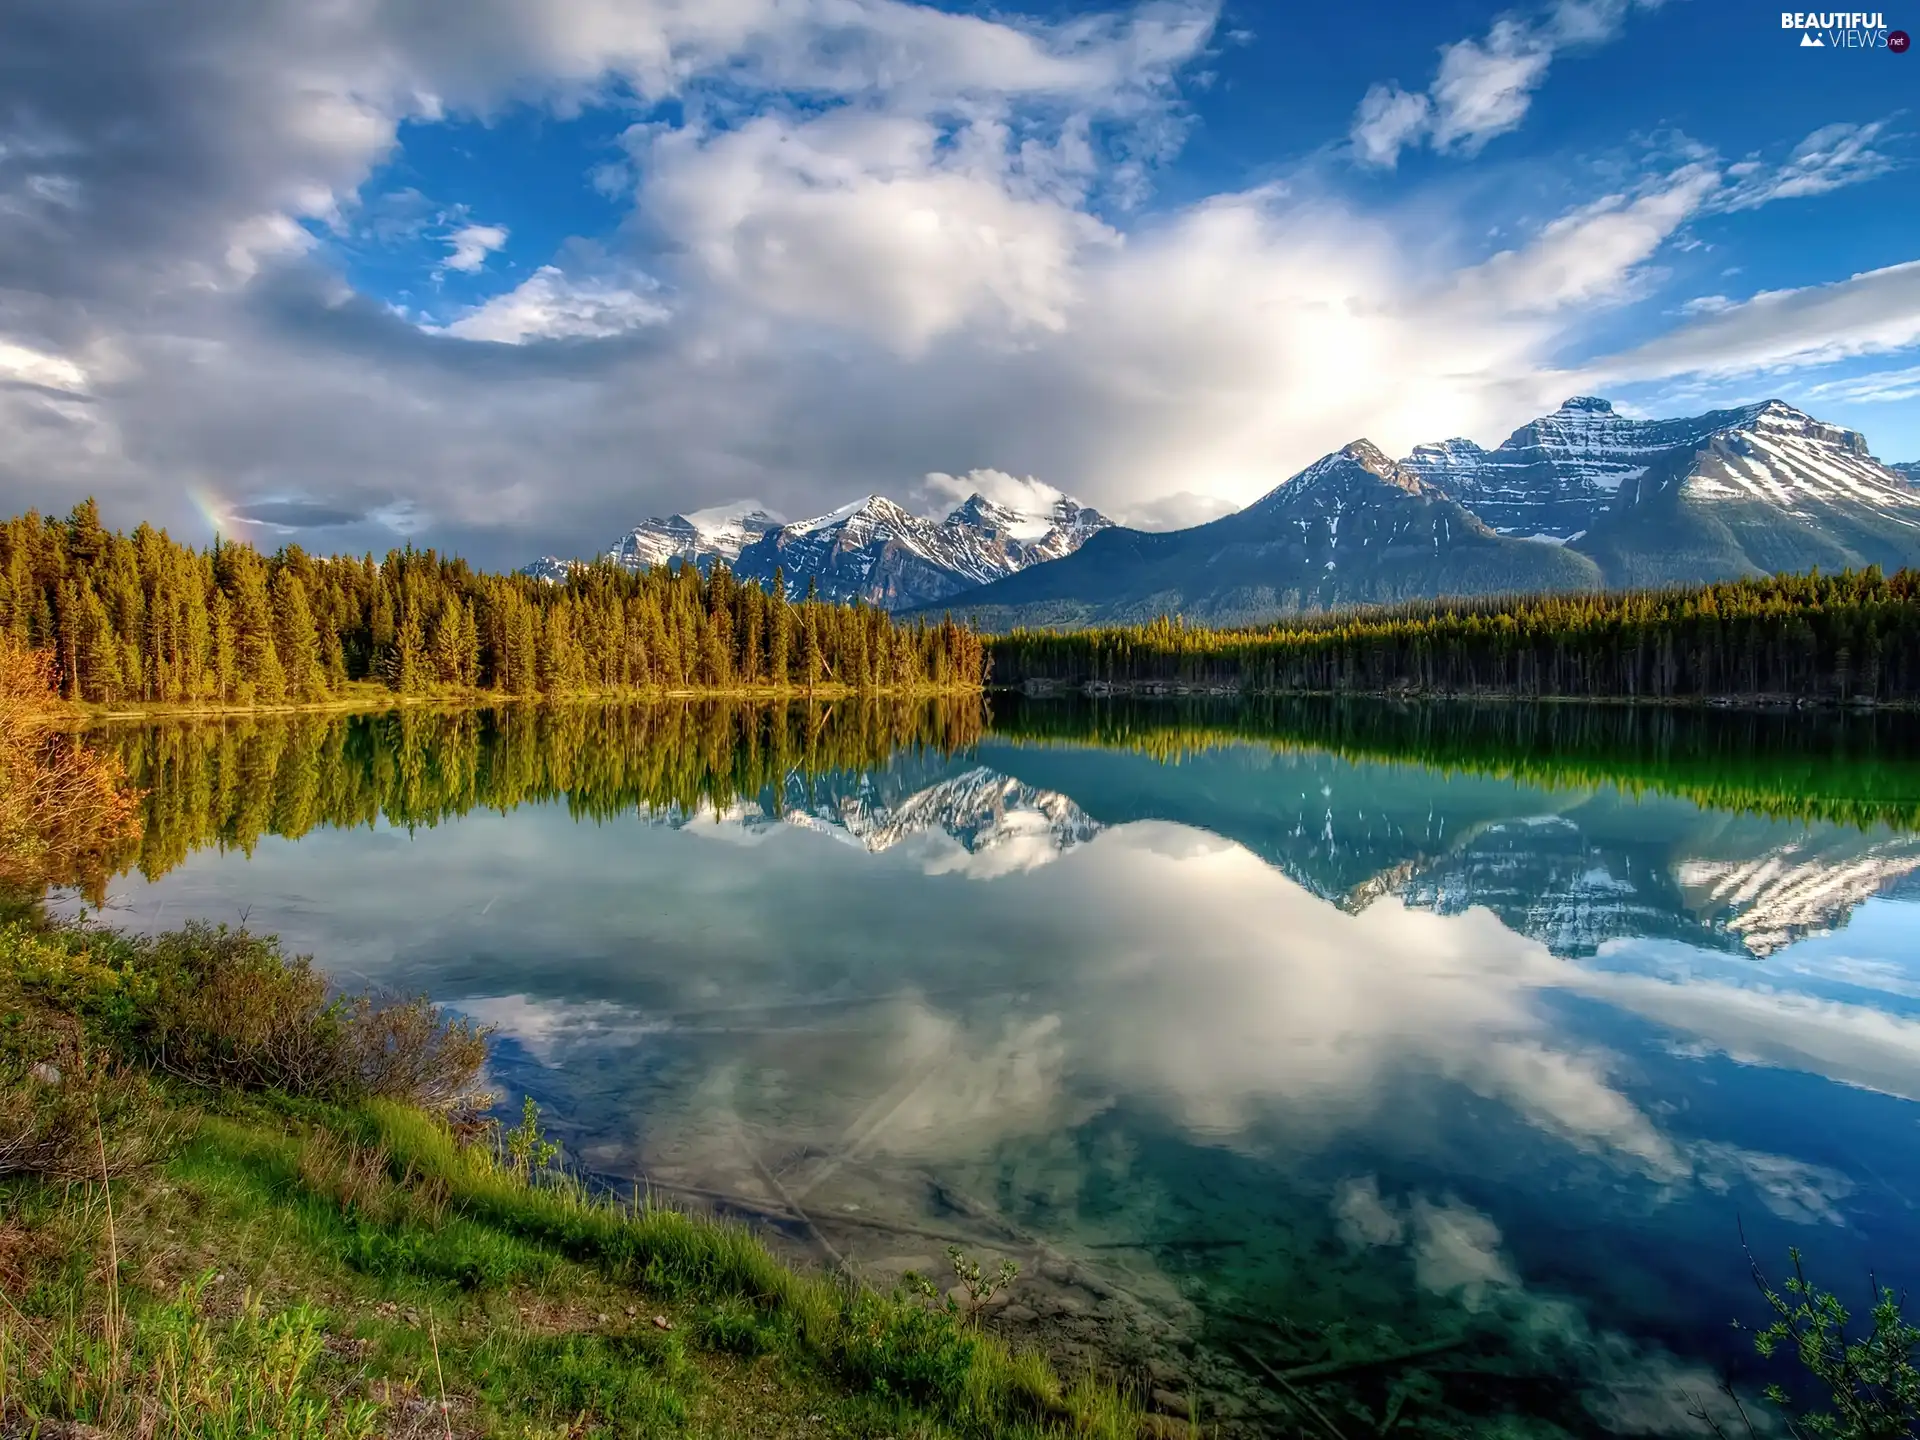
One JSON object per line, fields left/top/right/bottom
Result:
{"left": 921, "top": 398, "right": 1920, "bottom": 628}
{"left": 524, "top": 397, "right": 1920, "bottom": 626}
{"left": 523, "top": 492, "right": 1112, "bottom": 606}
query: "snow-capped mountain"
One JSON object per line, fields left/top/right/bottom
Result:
{"left": 1568, "top": 399, "right": 1920, "bottom": 587}
{"left": 730, "top": 491, "right": 1112, "bottom": 608}
{"left": 519, "top": 555, "right": 581, "bottom": 583}
{"left": 928, "top": 397, "right": 1920, "bottom": 628}
{"left": 522, "top": 492, "right": 1108, "bottom": 605}
{"left": 914, "top": 440, "right": 1600, "bottom": 628}
{"left": 1403, "top": 396, "right": 1752, "bottom": 542}
{"left": 603, "top": 502, "right": 783, "bottom": 573}
{"left": 520, "top": 502, "right": 781, "bottom": 583}
{"left": 1399, "top": 397, "right": 1920, "bottom": 587}
{"left": 1892, "top": 461, "right": 1920, "bottom": 487}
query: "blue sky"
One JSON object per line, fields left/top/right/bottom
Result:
{"left": 1, "top": 0, "right": 1916, "bottom": 562}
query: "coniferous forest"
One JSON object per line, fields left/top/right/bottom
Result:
{"left": 0, "top": 502, "right": 986, "bottom": 706}
{"left": 988, "top": 569, "right": 1920, "bottom": 704}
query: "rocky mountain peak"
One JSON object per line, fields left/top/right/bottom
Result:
{"left": 1338, "top": 439, "right": 1399, "bottom": 476}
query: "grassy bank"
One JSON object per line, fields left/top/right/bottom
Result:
{"left": 0, "top": 915, "right": 1158, "bottom": 1439}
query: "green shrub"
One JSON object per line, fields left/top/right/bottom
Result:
{"left": 0, "top": 919, "right": 491, "bottom": 1112}
{"left": 1746, "top": 1247, "right": 1920, "bottom": 1440}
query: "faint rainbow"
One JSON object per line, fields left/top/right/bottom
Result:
{"left": 188, "top": 485, "right": 234, "bottom": 539}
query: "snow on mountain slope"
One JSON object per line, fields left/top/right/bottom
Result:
{"left": 731, "top": 491, "right": 1112, "bottom": 608}
{"left": 922, "top": 440, "right": 1600, "bottom": 630}
{"left": 1661, "top": 402, "right": 1920, "bottom": 514}
{"left": 1893, "top": 462, "right": 1920, "bottom": 487}
{"left": 1404, "top": 397, "right": 1764, "bottom": 541}
{"left": 519, "top": 555, "right": 581, "bottom": 583}
{"left": 605, "top": 501, "right": 783, "bottom": 572}
{"left": 1401, "top": 396, "right": 1920, "bottom": 588}
{"left": 519, "top": 501, "right": 781, "bottom": 582}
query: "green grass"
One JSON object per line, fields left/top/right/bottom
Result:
{"left": 0, "top": 912, "right": 1159, "bottom": 1440}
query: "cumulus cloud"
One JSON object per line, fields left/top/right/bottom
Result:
{"left": 916, "top": 467, "right": 1067, "bottom": 518}
{"left": 635, "top": 110, "right": 1117, "bottom": 353}
{"left": 443, "top": 264, "right": 670, "bottom": 342}
{"left": 0, "top": 0, "right": 1897, "bottom": 567}
{"left": 1350, "top": 1, "right": 1660, "bottom": 168}
{"left": 440, "top": 222, "right": 509, "bottom": 274}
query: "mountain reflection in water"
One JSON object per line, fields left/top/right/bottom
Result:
{"left": 82, "top": 699, "right": 1920, "bottom": 1437}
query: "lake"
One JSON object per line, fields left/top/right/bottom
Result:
{"left": 75, "top": 697, "right": 1920, "bottom": 1437}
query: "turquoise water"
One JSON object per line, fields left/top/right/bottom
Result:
{"left": 84, "top": 703, "right": 1920, "bottom": 1436}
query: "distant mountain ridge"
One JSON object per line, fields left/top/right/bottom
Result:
{"left": 522, "top": 502, "right": 780, "bottom": 583}
{"left": 522, "top": 398, "right": 1918, "bottom": 624}
{"left": 524, "top": 489, "right": 1113, "bottom": 608}
{"left": 918, "top": 397, "right": 1920, "bottom": 629}
{"left": 731, "top": 492, "right": 1112, "bottom": 608}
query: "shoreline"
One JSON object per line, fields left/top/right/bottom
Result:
{"left": 1002, "top": 678, "right": 1920, "bottom": 711}
{"left": 75, "top": 682, "right": 986, "bottom": 723}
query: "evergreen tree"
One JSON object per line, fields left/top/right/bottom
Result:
{"left": 388, "top": 605, "right": 427, "bottom": 694}
{"left": 230, "top": 559, "right": 284, "bottom": 704}
{"left": 272, "top": 568, "right": 327, "bottom": 701}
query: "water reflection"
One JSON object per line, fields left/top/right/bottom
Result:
{"left": 83, "top": 700, "right": 1920, "bottom": 1437}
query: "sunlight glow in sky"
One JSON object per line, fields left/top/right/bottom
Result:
{"left": 1, "top": 0, "right": 1915, "bottom": 564}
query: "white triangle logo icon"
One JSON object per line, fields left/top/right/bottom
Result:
{"left": 1800, "top": 31, "right": 1824, "bottom": 44}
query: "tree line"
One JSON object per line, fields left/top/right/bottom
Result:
{"left": 95, "top": 697, "right": 983, "bottom": 889}
{"left": 0, "top": 501, "right": 986, "bottom": 706}
{"left": 987, "top": 569, "right": 1920, "bottom": 704}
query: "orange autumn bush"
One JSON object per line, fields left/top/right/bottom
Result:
{"left": 0, "top": 637, "right": 140, "bottom": 898}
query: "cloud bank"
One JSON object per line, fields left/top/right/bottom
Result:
{"left": 0, "top": 0, "right": 1908, "bottom": 565}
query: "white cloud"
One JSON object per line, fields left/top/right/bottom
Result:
{"left": 637, "top": 110, "right": 1116, "bottom": 353}
{"left": 0, "top": 338, "right": 89, "bottom": 393}
{"left": 916, "top": 467, "right": 1065, "bottom": 518}
{"left": 1596, "top": 259, "right": 1920, "bottom": 382}
{"left": 1428, "top": 17, "right": 1555, "bottom": 156}
{"left": 1350, "top": 1, "right": 1658, "bottom": 167}
{"left": 443, "top": 264, "right": 670, "bottom": 343}
{"left": 1409, "top": 1196, "right": 1521, "bottom": 1308}
{"left": 1689, "top": 1142, "right": 1854, "bottom": 1226}
{"left": 1350, "top": 83, "right": 1431, "bottom": 168}
{"left": 1799, "top": 363, "right": 1920, "bottom": 406}
{"left": 1444, "top": 167, "right": 1718, "bottom": 316}
{"left": 1, "top": 0, "right": 1900, "bottom": 563}
{"left": 1720, "top": 119, "right": 1901, "bottom": 211}
{"left": 440, "top": 221, "right": 509, "bottom": 274}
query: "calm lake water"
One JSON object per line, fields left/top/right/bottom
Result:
{"left": 78, "top": 698, "right": 1920, "bottom": 1437}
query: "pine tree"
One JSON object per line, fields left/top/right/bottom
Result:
{"left": 230, "top": 560, "right": 284, "bottom": 704}
{"left": 388, "top": 605, "right": 427, "bottom": 694}
{"left": 272, "top": 568, "right": 327, "bottom": 701}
